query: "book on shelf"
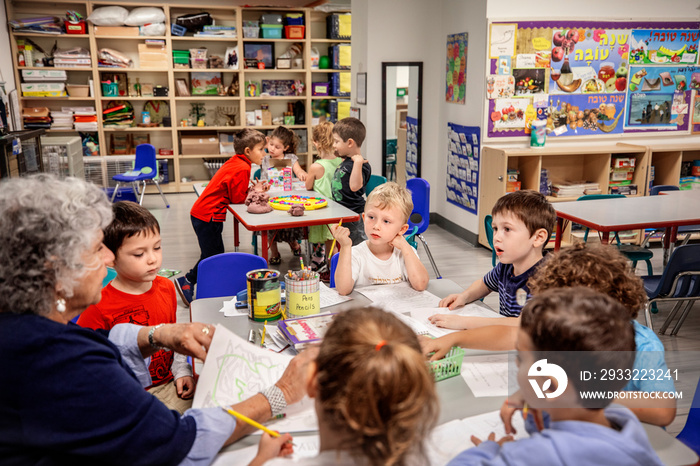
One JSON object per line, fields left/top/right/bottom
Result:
{"left": 277, "top": 313, "right": 337, "bottom": 350}
{"left": 551, "top": 181, "right": 600, "bottom": 198}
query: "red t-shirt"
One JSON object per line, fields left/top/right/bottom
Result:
{"left": 190, "top": 154, "right": 252, "bottom": 222}
{"left": 77, "top": 276, "right": 177, "bottom": 387}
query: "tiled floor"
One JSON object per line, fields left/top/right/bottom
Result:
{"left": 146, "top": 192, "right": 698, "bottom": 437}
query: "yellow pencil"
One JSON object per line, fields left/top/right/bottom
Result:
{"left": 261, "top": 320, "right": 267, "bottom": 347}
{"left": 221, "top": 406, "right": 280, "bottom": 437}
{"left": 522, "top": 403, "right": 529, "bottom": 419}
{"left": 328, "top": 219, "right": 343, "bottom": 260}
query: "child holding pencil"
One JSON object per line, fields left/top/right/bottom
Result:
{"left": 249, "top": 306, "right": 439, "bottom": 466}
{"left": 305, "top": 121, "right": 341, "bottom": 276}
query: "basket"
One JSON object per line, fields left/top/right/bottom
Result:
{"left": 429, "top": 346, "right": 465, "bottom": 382}
{"left": 261, "top": 24, "right": 283, "bottom": 39}
{"left": 243, "top": 26, "right": 260, "bottom": 38}
{"left": 66, "top": 84, "right": 89, "bottom": 97}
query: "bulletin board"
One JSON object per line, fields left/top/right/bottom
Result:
{"left": 405, "top": 116, "right": 419, "bottom": 180}
{"left": 485, "top": 20, "right": 700, "bottom": 140}
{"left": 446, "top": 123, "right": 480, "bottom": 214}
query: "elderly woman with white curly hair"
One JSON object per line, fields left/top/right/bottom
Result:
{"left": 0, "top": 175, "right": 314, "bottom": 465}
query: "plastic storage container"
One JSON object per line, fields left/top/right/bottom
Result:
{"left": 326, "top": 13, "right": 351, "bottom": 40}
{"left": 285, "top": 25, "right": 304, "bottom": 39}
{"left": 260, "top": 14, "right": 282, "bottom": 24}
{"left": 66, "top": 84, "right": 89, "bottom": 97}
{"left": 285, "top": 13, "right": 304, "bottom": 26}
{"left": 429, "top": 346, "right": 465, "bottom": 382}
{"left": 261, "top": 24, "right": 283, "bottom": 39}
{"left": 243, "top": 27, "right": 260, "bottom": 38}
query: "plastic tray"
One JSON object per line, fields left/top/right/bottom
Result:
{"left": 429, "top": 346, "right": 465, "bottom": 382}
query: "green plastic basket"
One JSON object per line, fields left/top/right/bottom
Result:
{"left": 429, "top": 346, "right": 465, "bottom": 382}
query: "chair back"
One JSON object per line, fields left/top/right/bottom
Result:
{"left": 677, "top": 374, "right": 700, "bottom": 454}
{"left": 366, "top": 174, "right": 387, "bottom": 196}
{"left": 329, "top": 252, "right": 339, "bottom": 288}
{"left": 102, "top": 267, "right": 117, "bottom": 288}
{"left": 196, "top": 252, "right": 267, "bottom": 299}
{"left": 650, "top": 185, "right": 680, "bottom": 196}
{"left": 133, "top": 144, "right": 157, "bottom": 179}
{"left": 253, "top": 168, "right": 261, "bottom": 180}
{"left": 484, "top": 214, "right": 497, "bottom": 267}
{"left": 406, "top": 177, "right": 430, "bottom": 235}
{"left": 649, "top": 244, "right": 700, "bottom": 298}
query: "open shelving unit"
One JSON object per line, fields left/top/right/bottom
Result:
{"left": 6, "top": 0, "right": 351, "bottom": 193}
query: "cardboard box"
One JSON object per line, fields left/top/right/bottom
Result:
{"left": 93, "top": 26, "right": 140, "bottom": 36}
{"left": 181, "top": 135, "right": 220, "bottom": 155}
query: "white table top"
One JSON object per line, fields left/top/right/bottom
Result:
{"left": 554, "top": 190, "right": 700, "bottom": 232}
{"left": 192, "top": 280, "right": 698, "bottom": 465}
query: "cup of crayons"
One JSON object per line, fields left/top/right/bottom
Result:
{"left": 284, "top": 258, "right": 321, "bottom": 319}
{"left": 246, "top": 269, "right": 282, "bottom": 322}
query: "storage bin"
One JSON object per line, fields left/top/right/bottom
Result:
{"left": 260, "top": 24, "right": 283, "bottom": 39}
{"left": 326, "top": 13, "right": 351, "bottom": 40}
{"left": 190, "top": 57, "right": 208, "bottom": 69}
{"left": 260, "top": 14, "right": 282, "bottom": 25}
{"left": 243, "top": 26, "right": 260, "bottom": 38}
{"left": 285, "top": 14, "right": 304, "bottom": 26}
{"left": 285, "top": 25, "right": 304, "bottom": 39}
{"left": 66, "top": 84, "right": 89, "bottom": 97}
{"left": 312, "top": 82, "right": 329, "bottom": 96}
{"left": 65, "top": 20, "right": 86, "bottom": 34}
{"left": 429, "top": 346, "right": 465, "bottom": 382}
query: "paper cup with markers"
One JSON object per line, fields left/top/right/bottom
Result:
{"left": 246, "top": 269, "right": 282, "bottom": 321}
{"left": 285, "top": 270, "right": 321, "bottom": 319}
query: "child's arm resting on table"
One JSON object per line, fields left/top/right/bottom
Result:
{"left": 391, "top": 234, "right": 428, "bottom": 291}
{"left": 304, "top": 163, "right": 324, "bottom": 190}
{"left": 348, "top": 154, "right": 366, "bottom": 192}
{"left": 292, "top": 161, "right": 307, "bottom": 181}
{"left": 420, "top": 325, "right": 519, "bottom": 360}
{"left": 331, "top": 224, "right": 354, "bottom": 295}
{"left": 430, "top": 314, "right": 521, "bottom": 330}
{"left": 439, "top": 279, "right": 491, "bottom": 310}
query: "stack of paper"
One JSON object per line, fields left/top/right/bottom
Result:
{"left": 73, "top": 108, "right": 97, "bottom": 131}
{"left": 551, "top": 181, "right": 600, "bottom": 198}
{"left": 50, "top": 110, "right": 73, "bottom": 130}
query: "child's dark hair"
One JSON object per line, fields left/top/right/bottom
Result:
{"left": 234, "top": 128, "right": 265, "bottom": 154}
{"left": 315, "top": 307, "right": 438, "bottom": 466}
{"left": 520, "top": 287, "right": 635, "bottom": 408}
{"left": 492, "top": 189, "right": 556, "bottom": 247}
{"left": 104, "top": 201, "right": 159, "bottom": 256}
{"left": 270, "top": 126, "right": 298, "bottom": 154}
{"left": 529, "top": 243, "right": 647, "bottom": 318}
{"left": 332, "top": 117, "right": 366, "bottom": 147}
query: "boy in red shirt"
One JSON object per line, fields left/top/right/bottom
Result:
{"left": 175, "top": 128, "right": 266, "bottom": 305}
{"left": 78, "top": 201, "right": 194, "bottom": 414}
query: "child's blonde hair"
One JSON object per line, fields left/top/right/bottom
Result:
{"left": 366, "top": 182, "right": 413, "bottom": 224}
{"left": 312, "top": 121, "right": 334, "bottom": 156}
{"left": 315, "top": 307, "right": 438, "bottom": 466}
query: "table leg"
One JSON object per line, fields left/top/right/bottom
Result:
{"left": 234, "top": 217, "right": 239, "bottom": 252}
{"left": 555, "top": 218, "right": 563, "bottom": 251}
{"left": 662, "top": 226, "right": 678, "bottom": 266}
{"left": 261, "top": 230, "right": 269, "bottom": 264}
{"left": 601, "top": 231, "right": 610, "bottom": 244}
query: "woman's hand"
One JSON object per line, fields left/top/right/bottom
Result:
{"left": 154, "top": 323, "right": 215, "bottom": 362}
{"left": 275, "top": 346, "right": 319, "bottom": 405}
{"left": 248, "top": 432, "right": 294, "bottom": 466}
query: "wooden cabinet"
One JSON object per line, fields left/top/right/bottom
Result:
{"left": 479, "top": 144, "right": 650, "bottom": 249}
{"left": 6, "top": 1, "right": 351, "bottom": 193}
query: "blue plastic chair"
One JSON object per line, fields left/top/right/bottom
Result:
{"left": 642, "top": 244, "right": 700, "bottom": 334}
{"left": 650, "top": 185, "right": 700, "bottom": 249}
{"left": 385, "top": 139, "right": 397, "bottom": 181}
{"left": 406, "top": 178, "right": 441, "bottom": 279}
{"left": 196, "top": 252, "right": 267, "bottom": 299}
{"left": 329, "top": 252, "right": 340, "bottom": 288}
{"left": 677, "top": 376, "right": 700, "bottom": 456}
{"left": 577, "top": 194, "right": 654, "bottom": 275}
{"left": 484, "top": 214, "right": 497, "bottom": 267}
{"left": 366, "top": 174, "right": 387, "bottom": 196}
{"left": 72, "top": 267, "right": 117, "bottom": 324}
{"left": 111, "top": 144, "right": 169, "bottom": 208}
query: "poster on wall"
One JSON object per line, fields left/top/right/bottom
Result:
{"left": 486, "top": 20, "right": 700, "bottom": 140}
{"left": 446, "top": 123, "right": 480, "bottom": 215}
{"left": 405, "top": 116, "right": 419, "bottom": 180}
{"left": 446, "top": 32, "right": 468, "bottom": 104}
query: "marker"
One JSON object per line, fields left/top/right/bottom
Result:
{"left": 328, "top": 219, "right": 342, "bottom": 260}
{"left": 261, "top": 320, "right": 268, "bottom": 347}
{"left": 248, "top": 329, "right": 255, "bottom": 344}
{"left": 522, "top": 403, "right": 529, "bottom": 420}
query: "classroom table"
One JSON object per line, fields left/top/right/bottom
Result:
{"left": 192, "top": 183, "right": 360, "bottom": 263}
{"left": 191, "top": 279, "right": 699, "bottom": 466}
{"left": 553, "top": 190, "right": 700, "bottom": 264}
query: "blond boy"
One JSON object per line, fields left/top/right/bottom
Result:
{"left": 331, "top": 182, "right": 429, "bottom": 296}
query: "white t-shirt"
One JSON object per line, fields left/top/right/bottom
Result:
{"left": 266, "top": 450, "right": 364, "bottom": 465}
{"left": 351, "top": 241, "right": 419, "bottom": 287}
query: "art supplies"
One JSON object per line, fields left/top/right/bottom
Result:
{"left": 285, "top": 269, "right": 320, "bottom": 318}
{"left": 328, "top": 219, "right": 342, "bottom": 260}
{"left": 277, "top": 313, "right": 337, "bottom": 350}
{"left": 221, "top": 406, "right": 283, "bottom": 439}
{"left": 246, "top": 269, "right": 282, "bottom": 322}
{"left": 261, "top": 320, "right": 267, "bottom": 347}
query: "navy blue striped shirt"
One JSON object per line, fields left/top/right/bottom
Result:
{"left": 483, "top": 259, "right": 544, "bottom": 317}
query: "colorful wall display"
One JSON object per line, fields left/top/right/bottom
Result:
{"left": 446, "top": 123, "right": 480, "bottom": 214}
{"left": 446, "top": 32, "right": 468, "bottom": 104}
{"left": 405, "top": 116, "right": 419, "bottom": 180}
{"left": 486, "top": 20, "right": 700, "bottom": 140}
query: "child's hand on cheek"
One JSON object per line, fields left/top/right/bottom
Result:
{"left": 331, "top": 224, "right": 352, "bottom": 248}
{"left": 389, "top": 233, "right": 410, "bottom": 251}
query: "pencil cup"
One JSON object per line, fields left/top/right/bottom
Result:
{"left": 246, "top": 269, "right": 282, "bottom": 322}
{"left": 285, "top": 271, "right": 321, "bottom": 319}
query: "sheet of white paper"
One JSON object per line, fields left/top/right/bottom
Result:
{"left": 220, "top": 297, "right": 247, "bottom": 317}
{"left": 355, "top": 282, "right": 441, "bottom": 312}
{"left": 408, "top": 304, "right": 504, "bottom": 337}
{"left": 319, "top": 282, "right": 352, "bottom": 308}
{"left": 193, "top": 324, "right": 318, "bottom": 432}
{"left": 460, "top": 353, "right": 514, "bottom": 398}
{"left": 210, "top": 444, "right": 258, "bottom": 466}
